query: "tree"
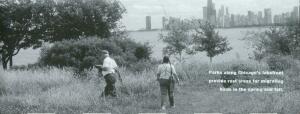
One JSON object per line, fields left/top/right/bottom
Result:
{"left": 286, "top": 22, "right": 300, "bottom": 59}
{"left": 192, "top": 21, "right": 232, "bottom": 63}
{"left": 160, "top": 20, "right": 194, "bottom": 62}
{"left": 39, "top": 37, "right": 152, "bottom": 73}
{"left": 243, "top": 31, "right": 268, "bottom": 63}
{"left": 0, "top": 0, "right": 47, "bottom": 69}
{"left": 243, "top": 22, "right": 300, "bottom": 62}
{"left": 134, "top": 42, "right": 152, "bottom": 60}
{"left": 44, "top": 0, "right": 126, "bottom": 42}
{"left": 0, "top": 0, "right": 126, "bottom": 69}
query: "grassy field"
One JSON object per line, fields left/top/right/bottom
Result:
{"left": 1, "top": 28, "right": 300, "bottom": 113}
{"left": 1, "top": 60, "right": 300, "bottom": 114}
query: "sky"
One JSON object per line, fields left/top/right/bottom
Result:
{"left": 118, "top": 0, "right": 299, "bottom": 30}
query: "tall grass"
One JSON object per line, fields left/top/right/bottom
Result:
{"left": 0, "top": 60, "right": 300, "bottom": 113}
{"left": 0, "top": 67, "right": 161, "bottom": 114}
{"left": 0, "top": 67, "right": 5, "bottom": 95}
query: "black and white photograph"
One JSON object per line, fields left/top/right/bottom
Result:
{"left": 0, "top": 0, "right": 300, "bottom": 113}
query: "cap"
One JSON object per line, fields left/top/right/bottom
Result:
{"left": 102, "top": 50, "right": 109, "bottom": 54}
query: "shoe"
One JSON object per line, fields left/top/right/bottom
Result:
{"left": 161, "top": 106, "right": 166, "bottom": 110}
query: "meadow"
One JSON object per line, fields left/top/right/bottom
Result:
{"left": 1, "top": 60, "right": 300, "bottom": 113}
{"left": 1, "top": 28, "right": 300, "bottom": 114}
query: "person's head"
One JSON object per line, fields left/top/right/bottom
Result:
{"left": 102, "top": 50, "right": 109, "bottom": 57}
{"left": 163, "top": 56, "right": 170, "bottom": 64}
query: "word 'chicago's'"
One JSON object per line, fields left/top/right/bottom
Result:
{"left": 208, "top": 70, "right": 284, "bottom": 75}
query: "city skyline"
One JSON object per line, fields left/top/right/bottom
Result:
{"left": 119, "top": 0, "right": 299, "bottom": 30}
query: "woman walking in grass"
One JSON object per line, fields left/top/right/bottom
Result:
{"left": 156, "top": 56, "right": 180, "bottom": 110}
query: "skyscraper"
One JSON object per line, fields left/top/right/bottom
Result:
{"left": 247, "top": 11, "right": 256, "bottom": 25}
{"left": 203, "top": 7, "right": 207, "bottom": 21}
{"left": 258, "top": 11, "right": 263, "bottom": 25}
{"left": 291, "top": 6, "right": 299, "bottom": 23}
{"left": 230, "top": 14, "right": 235, "bottom": 27}
{"left": 264, "top": 8, "right": 272, "bottom": 25}
{"left": 162, "top": 16, "right": 168, "bottom": 30}
{"left": 220, "top": 5, "right": 225, "bottom": 16}
{"left": 274, "top": 15, "right": 282, "bottom": 24}
{"left": 217, "top": 5, "right": 225, "bottom": 27}
{"left": 207, "top": 0, "right": 213, "bottom": 15}
{"left": 205, "top": 0, "right": 217, "bottom": 25}
{"left": 226, "top": 7, "right": 229, "bottom": 15}
{"left": 146, "top": 16, "right": 151, "bottom": 30}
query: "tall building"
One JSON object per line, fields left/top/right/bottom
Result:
{"left": 226, "top": 7, "right": 229, "bottom": 15}
{"left": 264, "top": 8, "right": 272, "bottom": 25}
{"left": 204, "top": 0, "right": 217, "bottom": 25}
{"left": 220, "top": 5, "right": 225, "bottom": 16}
{"left": 291, "top": 6, "right": 299, "bottom": 23}
{"left": 258, "top": 11, "right": 263, "bottom": 25}
{"left": 207, "top": 0, "right": 213, "bottom": 15}
{"left": 146, "top": 16, "right": 151, "bottom": 30}
{"left": 217, "top": 5, "right": 225, "bottom": 27}
{"left": 248, "top": 11, "right": 255, "bottom": 25}
{"left": 223, "top": 7, "right": 230, "bottom": 27}
{"left": 230, "top": 14, "right": 235, "bottom": 27}
{"left": 274, "top": 15, "right": 282, "bottom": 24}
{"left": 203, "top": 7, "right": 207, "bottom": 21}
{"left": 162, "top": 16, "right": 168, "bottom": 30}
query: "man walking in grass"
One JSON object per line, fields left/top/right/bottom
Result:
{"left": 98, "top": 50, "right": 119, "bottom": 97}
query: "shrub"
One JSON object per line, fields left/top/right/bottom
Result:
{"left": 39, "top": 37, "right": 152, "bottom": 73}
{"left": 266, "top": 55, "right": 293, "bottom": 71}
{"left": 243, "top": 24, "right": 300, "bottom": 64}
{"left": 128, "top": 59, "right": 157, "bottom": 72}
{"left": 134, "top": 43, "right": 152, "bottom": 60}
{"left": 221, "top": 63, "right": 255, "bottom": 88}
{"left": 0, "top": 68, "right": 5, "bottom": 95}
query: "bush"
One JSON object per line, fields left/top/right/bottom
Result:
{"left": 266, "top": 55, "right": 293, "bottom": 71}
{"left": 221, "top": 63, "right": 255, "bottom": 88}
{"left": 134, "top": 43, "right": 152, "bottom": 60}
{"left": 39, "top": 37, "right": 152, "bottom": 73}
{"left": 0, "top": 68, "right": 5, "bottom": 95}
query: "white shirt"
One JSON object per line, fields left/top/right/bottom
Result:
{"left": 102, "top": 56, "right": 118, "bottom": 76}
{"left": 157, "top": 63, "right": 177, "bottom": 79}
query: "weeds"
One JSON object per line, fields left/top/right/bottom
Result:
{"left": 0, "top": 61, "right": 299, "bottom": 113}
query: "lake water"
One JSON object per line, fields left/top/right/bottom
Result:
{"left": 128, "top": 27, "right": 266, "bottom": 64}
{"left": 13, "top": 27, "right": 266, "bottom": 66}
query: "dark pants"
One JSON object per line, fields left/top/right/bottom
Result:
{"left": 103, "top": 73, "right": 117, "bottom": 97}
{"left": 159, "top": 78, "right": 175, "bottom": 107}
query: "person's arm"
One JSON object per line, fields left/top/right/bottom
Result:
{"left": 112, "top": 59, "right": 118, "bottom": 69}
{"left": 95, "top": 65, "right": 103, "bottom": 77}
{"left": 156, "top": 65, "right": 161, "bottom": 81}
{"left": 111, "top": 59, "right": 122, "bottom": 82}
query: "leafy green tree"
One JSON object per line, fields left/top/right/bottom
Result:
{"left": 244, "top": 23, "right": 300, "bottom": 62}
{"left": 45, "top": 0, "right": 126, "bottom": 42}
{"left": 160, "top": 20, "right": 194, "bottom": 62}
{"left": 243, "top": 31, "right": 268, "bottom": 63}
{"left": 285, "top": 22, "right": 300, "bottom": 59}
{"left": 0, "top": 0, "right": 47, "bottom": 69}
{"left": 134, "top": 43, "right": 152, "bottom": 60}
{"left": 192, "top": 21, "right": 232, "bottom": 63}
{"left": 0, "top": 0, "right": 126, "bottom": 69}
{"left": 39, "top": 37, "right": 152, "bottom": 73}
